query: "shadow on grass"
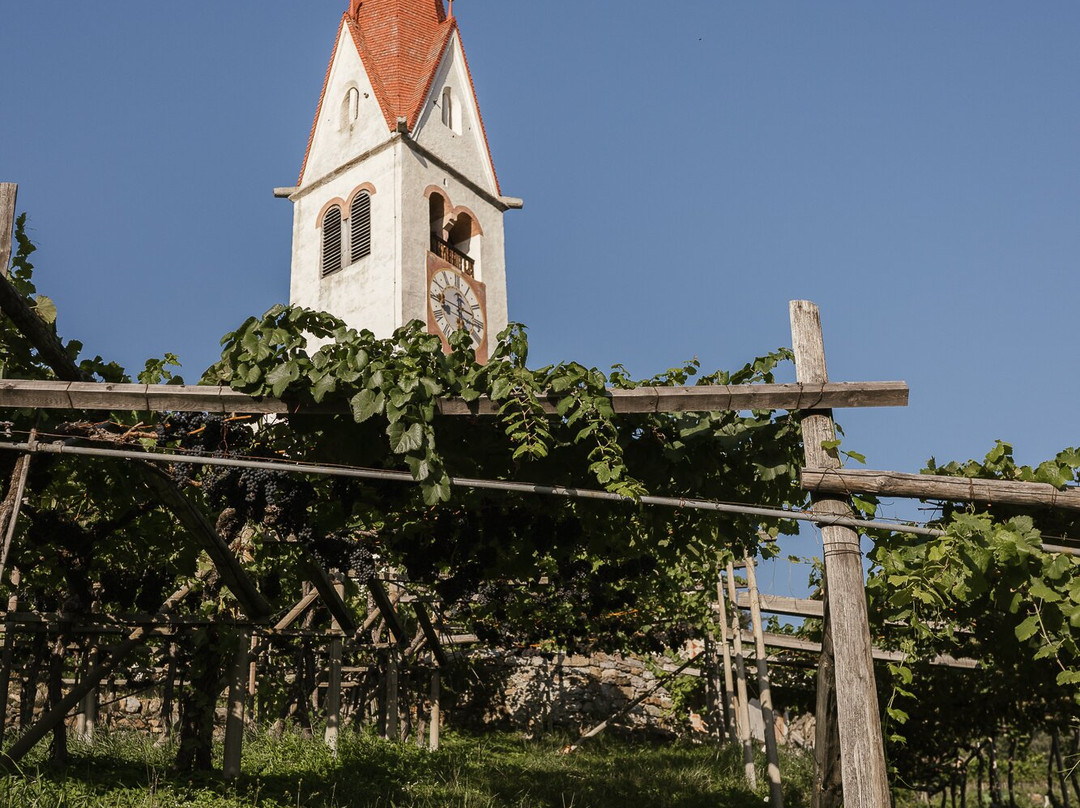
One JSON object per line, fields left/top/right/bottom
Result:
{"left": 0, "top": 730, "right": 812, "bottom": 808}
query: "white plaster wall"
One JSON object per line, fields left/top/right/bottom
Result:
{"left": 290, "top": 146, "right": 400, "bottom": 338}
{"left": 412, "top": 34, "right": 499, "bottom": 196}
{"left": 302, "top": 25, "right": 392, "bottom": 184}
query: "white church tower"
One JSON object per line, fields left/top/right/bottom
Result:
{"left": 276, "top": 0, "right": 520, "bottom": 362}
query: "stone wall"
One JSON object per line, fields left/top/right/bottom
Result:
{"left": 6, "top": 650, "right": 723, "bottom": 741}
{"left": 450, "top": 650, "right": 690, "bottom": 737}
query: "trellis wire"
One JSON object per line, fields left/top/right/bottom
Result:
{"left": 0, "top": 438, "right": 947, "bottom": 538}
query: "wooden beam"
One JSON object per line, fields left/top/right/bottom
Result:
{"left": 413, "top": 601, "right": 449, "bottom": 669}
{"left": 725, "top": 561, "right": 757, "bottom": 788}
{"left": 740, "top": 629, "right": 978, "bottom": 670}
{"left": 735, "top": 592, "right": 824, "bottom": 619}
{"left": 791, "top": 300, "right": 890, "bottom": 808}
{"left": 0, "top": 184, "right": 16, "bottom": 278}
{"left": 803, "top": 467, "right": 1080, "bottom": 512}
{"left": 302, "top": 563, "right": 358, "bottom": 635}
{"left": 714, "top": 571, "right": 738, "bottom": 744}
{"left": 324, "top": 579, "right": 344, "bottom": 754}
{"left": 745, "top": 557, "right": 784, "bottom": 808}
{"left": 141, "top": 465, "right": 270, "bottom": 620}
{"left": 274, "top": 589, "right": 321, "bottom": 631}
{"left": 0, "top": 278, "right": 90, "bottom": 383}
{"left": 0, "top": 378, "right": 909, "bottom": 416}
{"left": 438, "top": 381, "right": 910, "bottom": 415}
{"left": 0, "top": 452, "right": 31, "bottom": 585}
{"left": 368, "top": 576, "right": 409, "bottom": 647}
{"left": 222, "top": 630, "right": 250, "bottom": 779}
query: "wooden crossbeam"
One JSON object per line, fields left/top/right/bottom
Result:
{"left": 412, "top": 601, "right": 448, "bottom": 668}
{"left": 274, "top": 589, "right": 321, "bottom": 631}
{"left": 734, "top": 592, "right": 824, "bottom": 619}
{"left": 740, "top": 629, "right": 978, "bottom": 670}
{"left": 0, "top": 378, "right": 909, "bottom": 416}
{"left": 803, "top": 467, "right": 1080, "bottom": 512}
{"left": 302, "top": 564, "right": 358, "bottom": 635}
{"left": 368, "top": 576, "right": 409, "bottom": 647}
{"left": 141, "top": 465, "right": 271, "bottom": 619}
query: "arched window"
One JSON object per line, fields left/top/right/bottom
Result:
{"left": 448, "top": 213, "right": 473, "bottom": 257}
{"left": 321, "top": 205, "right": 343, "bottom": 277}
{"left": 441, "top": 87, "right": 454, "bottom": 131}
{"left": 350, "top": 191, "right": 371, "bottom": 262}
{"left": 429, "top": 192, "right": 446, "bottom": 236}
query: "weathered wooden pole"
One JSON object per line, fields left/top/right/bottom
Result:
{"left": 247, "top": 635, "right": 258, "bottom": 722}
{"left": 790, "top": 300, "right": 890, "bottom": 808}
{"left": 386, "top": 646, "right": 400, "bottom": 741}
{"left": 76, "top": 645, "right": 100, "bottom": 744}
{"left": 813, "top": 603, "right": 843, "bottom": 808}
{"left": 324, "top": 579, "right": 344, "bottom": 754}
{"left": 429, "top": 668, "right": 441, "bottom": 751}
{"left": 725, "top": 560, "right": 757, "bottom": 788}
{"left": 0, "top": 184, "right": 16, "bottom": 276}
{"left": 223, "top": 630, "right": 251, "bottom": 779}
{"left": 0, "top": 569, "right": 20, "bottom": 746}
{"left": 715, "top": 570, "right": 739, "bottom": 744}
{"left": 746, "top": 555, "right": 784, "bottom": 808}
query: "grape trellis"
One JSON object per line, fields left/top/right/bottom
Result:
{"left": 2, "top": 190, "right": 1079, "bottom": 808}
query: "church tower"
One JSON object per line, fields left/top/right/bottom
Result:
{"left": 277, "top": 0, "right": 520, "bottom": 361}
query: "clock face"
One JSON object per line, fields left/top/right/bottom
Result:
{"left": 428, "top": 268, "right": 486, "bottom": 349}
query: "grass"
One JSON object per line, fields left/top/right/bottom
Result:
{"left": 0, "top": 729, "right": 815, "bottom": 807}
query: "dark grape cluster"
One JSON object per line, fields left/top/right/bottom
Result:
{"left": 156, "top": 412, "right": 315, "bottom": 538}
{"left": 298, "top": 529, "right": 377, "bottom": 579}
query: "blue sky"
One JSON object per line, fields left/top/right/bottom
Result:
{"left": 2, "top": 2, "right": 1079, "bottom": 591}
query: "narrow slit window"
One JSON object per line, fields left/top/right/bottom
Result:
{"left": 350, "top": 192, "right": 371, "bottom": 262}
{"left": 321, "top": 205, "right": 343, "bottom": 277}
{"left": 441, "top": 87, "right": 454, "bottom": 130}
{"left": 347, "top": 87, "right": 360, "bottom": 123}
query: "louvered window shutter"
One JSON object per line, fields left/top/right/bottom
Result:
{"left": 321, "top": 205, "right": 343, "bottom": 277}
{"left": 350, "top": 193, "right": 371, "bottom": 262}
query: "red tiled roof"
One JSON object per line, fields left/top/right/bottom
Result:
{"left": 299, "top": 0, "right": 501, "bottom": 194}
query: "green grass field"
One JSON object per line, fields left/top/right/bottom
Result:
{"left": 0, "top": 730, "right": 814, "bottom": 808}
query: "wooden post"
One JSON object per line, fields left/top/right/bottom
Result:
{"left": 0, "top": 184, "right": 16, "bottom": 277}
{"left": 76, "top": 645, "right": 99, "bottom": 744}
{"left": 161, "top": 642, "right": 177, "bottom": 738}
{"left": 429, "top": 669, "right": 440, "bottom": 751}
{"left": 813, "top": 602, "right": 843, "bottom": 808}
{"left": 0, "top": 452, "right": 31, "bottom": 584}
{"left": 247, "top": 635, "right": 258, "bottom": 721}
{"left": 324, "top": 579, "right": 344, "bottom": 754}
{"left": 715, "top": 570, "right": 739, "bottom": 744}
{"left": 386, "top": 646, "right": 400, "bottom": 741}
{"left": 726, "top": 561, "right": 757, "bottom": 788}
{"left": 0, "top": 568, "right": 19, "bottom": 746}
{"left": 790, "top": 300, "right": 890, "bottom": 808}
{"left": 223, "top": 630, "right": 251, "bottom": 780}
{"left": 746, "top": 555, "right": 784, "bottom": 808}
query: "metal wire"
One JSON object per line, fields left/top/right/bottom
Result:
{"left": 0, "top": 437, "right": 948, "bottom": 538}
